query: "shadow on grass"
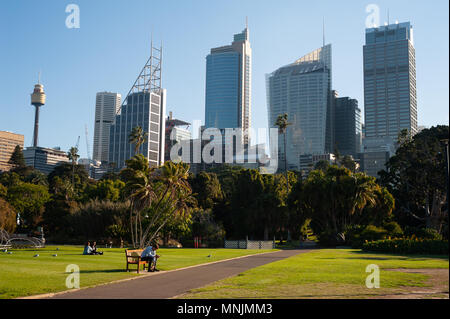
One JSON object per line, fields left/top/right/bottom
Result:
{"left": 351, "top": 250, "right": 449, "bottom": 261}
{"left": 316, "top": 256, "right": 394, "bottom": 261}
{"left": 78, "top": 269, "right": 127, "bottom": 274}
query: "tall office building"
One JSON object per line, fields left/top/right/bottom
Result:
{"left": 266, "top": 44, "right": 333, "bottom": 171}
{"left": 93, "top": 92, "right": 121, "bottom": 163}
{"left": 334, "top": 93, "right": 362, "bottom": 157}
{"left": 0, "top": 131, "right": 24, "bottom": 172}
{"left": 205, "top": 26, "right": 252, "bottom": 141}
{"left": 362, "top": 21, "right": 417, "bottom": 176}
{"left": 109, "top": 43, "right": 166, "bottom": 170}
{"left": 363, "top": 22, "right": 417, "bottom": 139}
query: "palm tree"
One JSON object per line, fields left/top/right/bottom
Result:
{"left": 122, "top": 157, "right": 193, "bottom": 248}
{"left": 122, "top": 154, "right": 155, "bottom": 248}
{"left": 275, "top": 114, "right": 292, "bottom": 194}
{"left": 67, "top": 146, "right": 80, "bottom": 190}
{"left": 129, "top": 126, "right": 148, "bottom": 155}
{"left": 140, "top": 161, "right": 192, "bottom": 247}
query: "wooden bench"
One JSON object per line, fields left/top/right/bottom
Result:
{"left": 125, "top": 249, "right": 153, "bottom": 273}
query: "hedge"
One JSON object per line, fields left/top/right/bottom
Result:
{"left": 362, "top": 236, "right": 449, "bottom": 255}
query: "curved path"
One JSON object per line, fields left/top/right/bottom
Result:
{"left": 46, "top": 249, "right": 309, "bottom": 299}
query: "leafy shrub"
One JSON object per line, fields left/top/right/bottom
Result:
{"left": 382, "top": 221, "right": 403, "bottom": 237}
{"left": 345, "top": 223, "right": 404, "bottom": 248}
{"left": 318, "top": 230, "right": 343, "bottom": 247}
{"left": 403, "top": 227, "right": 443, "bottom": 241}
{"left": 363, "top": 237, "right": 449, "bottom": 255}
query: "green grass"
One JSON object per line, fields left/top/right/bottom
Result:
{"left": 0, "top": 246, "right": 276, "bottom": 299}
{"left": 181, "top": 249, "right": 449, "bottom": 299}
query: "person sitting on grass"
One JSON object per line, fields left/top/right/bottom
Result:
{"left": 140, "top": 244, "right": 160, "bottom": 272}
{"left": 83, "top": 241, "right": 93, "bottom": 255}
{"left": 91, "top": 242, "right": 104, "bottom": 255}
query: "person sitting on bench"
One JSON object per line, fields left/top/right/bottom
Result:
{"left": 140, "top": 244, "right": 160, "bottom": 272}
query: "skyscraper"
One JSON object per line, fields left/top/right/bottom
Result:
{"left": 266, "top": 44, "right": 333, "bottom": 171}
{"left": 93, "top": 92, "right": 121, "bottom": 163}
{"left": 205, "top": 26, "right": 252, "bottom": 138}
{"left": 363, "top": 21, "right": 418, "bottom": 139}
{"left": 362, "top": 21, "right": 418, "bottom": 176}
{"left": 109, "top": 43, "right": 166, "bottom": 170}
{"left": 334, "top": 94, "right": 362, "bottom": 157}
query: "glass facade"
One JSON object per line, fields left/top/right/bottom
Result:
{"left": 109, "top": 90, "right": 166, "bottom": 169}
{"left": 363, "top": 22, "right": 418, "bottom": 139}
{"left": 205, "top": 28, "right": 252, "bottom": 138}
{"left": 205, "top": 52, "right": 240, "bottom": 129}
{"left": 334, "top": 96, "right": 362, "bottom": 157}
{"left": 266, "top": 45, "right": 333, "bottom": 171}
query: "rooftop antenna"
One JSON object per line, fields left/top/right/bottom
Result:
{"left": 246, "top": 16, "right": 248, "bottom": 29}
{"left": 388, "top": 9, "right": 390, "bottom": 25}
{"left": 322, "top": 17, "right": 325, "bottom": 47}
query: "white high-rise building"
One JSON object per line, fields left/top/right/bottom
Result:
{"left": 93, "top": 92, "right": 121, "bottom": 163}
{"left": 266, "top": 44, "right": 333, "bottom": 171}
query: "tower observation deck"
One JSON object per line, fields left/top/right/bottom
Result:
{"left": 30, "top": 82, "right": 46, "bottom": 147}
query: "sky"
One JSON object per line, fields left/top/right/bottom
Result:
{"left": 0, "top": 0, "right": 448, "bottom": 158}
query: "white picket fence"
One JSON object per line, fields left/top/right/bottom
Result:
{"left": 224, "top": 239, "right": 275, "bottom": 250}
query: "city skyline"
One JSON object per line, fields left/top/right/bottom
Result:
{"left": 0, "top": 0, "right": 448, "bottom": 159}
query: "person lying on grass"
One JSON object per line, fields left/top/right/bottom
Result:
{"left": 140, "top": 244, "right": 160, "bottom": 272}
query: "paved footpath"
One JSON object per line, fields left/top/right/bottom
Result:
{"left": 46, "top": 249, "right": 309, "bottom": 299}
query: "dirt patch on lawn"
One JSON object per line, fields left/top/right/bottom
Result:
{"left": 373, "top": 269, "right": 449, "bottom": 299}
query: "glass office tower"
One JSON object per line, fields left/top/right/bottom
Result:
{"left": 109, "top": 91, "right": 166, "bottom": 169}
{"left": 362, "top": 22, "right": 417, "bottom": 177}
{"left": 363, "top": 22, "right": 418, "bottom": 140}
{"left": 205, "top": 27, "right": 252, "bottom": 136}
{"left": 266, "top": 44, "right": 333, "bottom": 171}
{"left": 334, "top": 94, "right": 362, "bottom": 157}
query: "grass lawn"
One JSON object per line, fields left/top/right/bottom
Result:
{"left": 180, "top": 249, "right": 449, "bottom": 299}
{"left": 0, "top": 246, "right": 276, "bottom": 299}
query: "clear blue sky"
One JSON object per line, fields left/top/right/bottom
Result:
{"left": 0, "top": 0, "right": 448, "bottom": 158}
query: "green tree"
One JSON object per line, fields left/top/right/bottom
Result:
{"left": 314, "top": 160, "right": 330, "bottom": 172}
{"left": 0, "top": 198, "right": 17, "bottom": 233}
{"left": 379, "top": 126, "right": 449, "bottom": 234}
{"left": 121, "top": 156, "right": 193, "bottom": 248}
{"left": 0, "top": 171, "right": 22, "bottom": 188}
{"left": 0, "top": 184, "right": 6, "bottom": 198}
{"left": 84, "top": 179, "right": 125, "bottom": 202}
{"left": 48, "top": 163, "right": 89, "bottom": 200}
{"left": 68, "top": 146, "right": 80, "bottom": 189}
{"left": 297, "top": 166, "right": 393, "bottom": 244}
{"left": 340, "top": 155, "right": 358, "bottom": 173}
{"left": 189, "top": 172, "right": 223, "bottom": 209}
{"left": 129, "top": 126, "right": 148, "bottom": 155}
{"left": 275, "top": 114, "right": 292, "bottom": 192}
{"left": 6, "top": 182, "right": 51, "bottom": 230}
{"left": 8, "top": 145, "right": 26, "bottom": 169}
